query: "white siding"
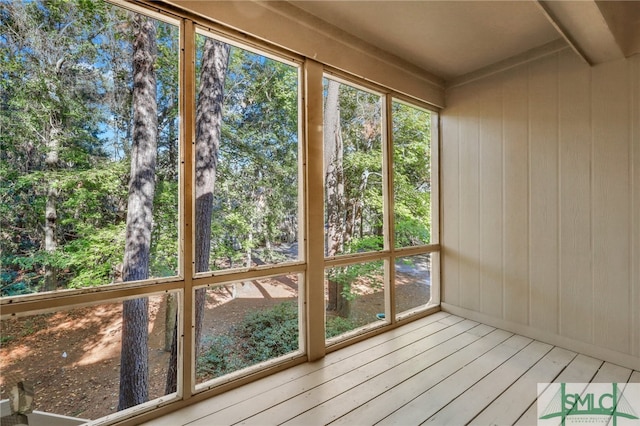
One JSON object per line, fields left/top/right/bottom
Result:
{"left": 442, "top": 50, "right": 640, "bottom": 368}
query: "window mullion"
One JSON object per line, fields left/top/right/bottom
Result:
{"left": 181, "top": 18, "right": 196, "bottom": 400}
{"left": 304, "top": 59, "right": 327, "bottom": 361}
{"left": 384, "top": 95, "right": 396, "bottom": 323}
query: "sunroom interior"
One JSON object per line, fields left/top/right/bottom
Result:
{"left": 0, "top": 0, "right": 638, "bottom": 425}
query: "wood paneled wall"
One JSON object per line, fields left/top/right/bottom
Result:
{"left": 442, "top": 50, "right": 640, "bottom": 369}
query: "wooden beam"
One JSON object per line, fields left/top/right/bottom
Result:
{"left": 536, "top": 0, "right": 625, "bottom": 65}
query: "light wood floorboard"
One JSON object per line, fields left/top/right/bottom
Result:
{"left": 143, "top": 312, "right": 639, "bottom": 426}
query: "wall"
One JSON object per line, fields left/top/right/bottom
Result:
{"left": 441, "top": 49, "right": 640, "bottom": 370}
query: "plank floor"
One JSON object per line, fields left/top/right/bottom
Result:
{"left": 145, "top": 312, "right": 639, "bottom": 426}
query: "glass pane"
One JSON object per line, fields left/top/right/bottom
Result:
{"left": 325, "top": 260, "right": 385, "bottom": 341}
{"left": 196, "top": 274, "right": 301, "bottom": 385}
{"left": 395, "top": 253, "right": 432, "bottom": 317}
{"left": 0, "top": 293, "right": 178, "bottom": 421}
{"left": 194, "top": 33, "right": 300, "bottom": 273}
{"left": 392, "top": 101, "right": 432, "bottom": 248}
{"left": 323, "top": 78, "right": 384, "bottom": 257}
{"left": 1, "top": 2, "right": 180, "bottom": 296}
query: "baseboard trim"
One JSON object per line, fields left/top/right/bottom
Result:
{"left": 441, "top": 303, "right": 640, "bottom": 371}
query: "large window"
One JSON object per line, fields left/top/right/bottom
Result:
{"left": 323, "top": 78, "right": 384, "bottom": 258}
{"left": 191, "top": 29, "right": 304, "bottom": 390}
{"left": 1, "top": 1, "right": 180, "bottom": 296}
{"left": 0, "top": 1, "right": 438, "bottom": 424}
{"left": 193, "top": 31, "right": 300, "bottom": 274}
{"left": 1, "top": 1, "right": 182, "bottom": 421}
{"left": 0, "top": 293, "right": 179, "bottom": 420}
{"left": 322, "top": 76, "right": 439, "bottom": 343}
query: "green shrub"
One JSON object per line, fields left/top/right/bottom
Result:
{"left": 197, "top": 302, "right": 299, "bottom": 380}
{"left": 197, "top": 335, "right": 242, "bottom": 377}
{"left": 235, "top": 302, "right": 299, "bottom": 363}
{"left": 326, "top": 316, "right": 358, "bottom": 338}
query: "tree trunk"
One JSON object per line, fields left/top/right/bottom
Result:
{"left": 246, "top": 230, "right": 253, "bottom": 267}
{"left": 324, "top": 80, "right": 349, "bottom": 315}
{"left": 324, "top": 80, "right": 345, "bottom": 257}
{"left": 43, "top": 116, "right": 61, "bottom": 292}
{"left": 166, "top": 38, "right": 230, "bottom": 394}
{"left": 118, "top": 14, "right": 157, "bottom": 411}
{"left": 118, "top": 298, "right": 149, "bottom": 410}
{"left": 194, "top": 38, "right": 229, "bottom": 350}
{"left": 164, "top": 293, "right": 177, "bottom": 352}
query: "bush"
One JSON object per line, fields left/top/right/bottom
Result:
{"left": 235, "top": 302, "right": 299, "bottom": 363}
{"left": 197, "top": 302, "right": 299, "bottom": 379}
{"left": 197, "top": 335, "right": 242, "bottom": 377}
{"left": 326, "top": 316, "right": 358, "bottom": 338}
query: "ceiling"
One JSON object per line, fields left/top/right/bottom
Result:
{"left": 287, "top": 0, "right": 640, "bottom": 82}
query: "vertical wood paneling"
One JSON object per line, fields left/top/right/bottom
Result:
{"left": 591, "top": 59, "right": 631, "bottom": 354}
{"left": 631, "top": 55, "right": 640, "bottom": 358}
{"left": 443, "top": 51, "right": 639, "bottom": 362}
{"left": 458, "top": 88, "right": 480, "bottom": 311}
{"left": 478, "top": 76, "right": 504, "bottom": 317}
{"left": 558, "top": 50, "right": 593, "bottom": 343}
{"left": 441, "top": 90, "right": 461, "bottom": 306}
{"left": 502, "top": 67, "right": 530, "bottom": 325}
{"left": 528, "top": 54, "right": 559, "bottom": 333}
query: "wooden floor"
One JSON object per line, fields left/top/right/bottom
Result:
{"left": 146, "top": 312, "right": 639, "bottom": 426}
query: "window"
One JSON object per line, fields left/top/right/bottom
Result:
{"left": 321, "top": 77, "right": 439, "bottom": 343}
{"left": 392, "top": 100, "right": 434, "bottom": 248}
{"left": 1, "top": 1, "right": 182, "bottom": 420}
{"left": 323, "top": 77, "right": 384, "bottom": 257}
{"left": 392, "top": 100, "right": 437, "bottom": 320}
{"left": 195, "top": 274, "right": 302, "bottom": 386}
{"left": 1, "top": 1, "right": 180, "bottom": 296}
{"left": 191, "top": 29, "right": 304, "bottom": 390}
{"left": 0, "top": 293, "right": 179, "bottom": 419}
{"left": 193, "top": 31, "right": 300, "bottom": 274}
{"left": 0, "top": 1, "right": 439, "bottom": 423}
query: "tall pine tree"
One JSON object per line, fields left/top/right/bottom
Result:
{"left": 118, "top": 13, "right": 157, "bottom": 410}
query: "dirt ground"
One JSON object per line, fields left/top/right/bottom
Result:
{"left": 0, "top": 274, "right": 430, "bottom": 421}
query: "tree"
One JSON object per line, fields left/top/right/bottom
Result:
{"left": 213, "top": 49, "right": 299, "bottom": 267}
{"left": 392, "top": 101, "right": 431, "bottom": 247}
{"left": 194, "top": 38, "right": 230, "bottom": 348}
{"left": 0, "top": 0, "right": 110, "bottom": 293}
{"left": 118, "top": 13, "right": 157, "bottom": 411}
{"left": 323, "top": 80, "right": 385, "bottom": 321}
{"left": 324, "top": 79, "right": 349, "bottom": 315}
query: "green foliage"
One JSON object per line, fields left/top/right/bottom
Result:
{"left": 0, "top": 279, "right": 35, "bottom": 297}
{"left": 345, "top": 235, "right": 384, "bottom": 254}
{"left": 325, "top": 316, "right": 358, "bottom": 338}
{"left": 0, "top": 335, "right": 14, "bottom": 346}
{"left": 328, "top": 243, "right": 384, "bottom": 302}
{"left": 235, "top": 302, "right": 299, "bottom": 362}
{"left": 197, "top": 302, "right": 299, "bottom": 379}
{"left": 63, "top": 223, "right": 126, "bottom": 288}
{"left": 197, "top": 335, "right": 243, "bottom": 378}
{"left": 392, "top": 101, "right": 432, "bottom": 247}
{"left": 394, "top": 216, "right": 430, "bottom": 247}
{"left": 1, "top": 1, "right": 180, "bottom": 294}
{"left": 150, "top": 180, "right": 179, "bottom": 277}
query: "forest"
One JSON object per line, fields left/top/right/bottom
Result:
{"left": 1, "top": 0, "right": 432, "bottom": 418}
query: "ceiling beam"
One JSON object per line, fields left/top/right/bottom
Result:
{"left": 536, "top": 0, "right": 625, "bottom": 66}
{"left": 595, "top": 0, "right": 640, "bottom": 58}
